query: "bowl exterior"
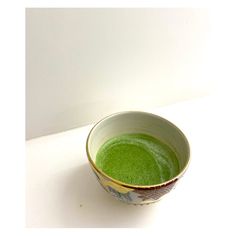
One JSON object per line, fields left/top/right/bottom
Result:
{"left": 89, "top": 163, "right": 179, "bottom": 205}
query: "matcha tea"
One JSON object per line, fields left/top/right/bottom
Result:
{"left": 95, "top": 133, "right": 180, "bottom": 186}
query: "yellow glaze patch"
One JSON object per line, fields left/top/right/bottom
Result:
{"left": 99, "top": 176, "right": 132, "bottom": 193}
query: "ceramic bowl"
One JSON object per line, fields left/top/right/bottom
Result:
{"left": 86, "top": 111, "right": 190, "bottom": 205}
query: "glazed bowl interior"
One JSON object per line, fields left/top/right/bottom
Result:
{"left": 87, "top": 111, "right": 190, "bottom": 183}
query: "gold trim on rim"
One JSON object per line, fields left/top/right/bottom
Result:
{"left": 86, "top": 111, "right": 191, "bottom": 190}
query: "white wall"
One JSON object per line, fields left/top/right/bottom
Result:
{"left": 26, "top": 8, "right": 211, "bottom": 140}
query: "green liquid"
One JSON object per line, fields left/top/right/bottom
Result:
{"left": 95, "top": 133, "right": 180, "bottom": 186}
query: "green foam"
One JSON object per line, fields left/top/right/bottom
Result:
{"left": 95, "top": 133, "right": 180, "bottom": 186}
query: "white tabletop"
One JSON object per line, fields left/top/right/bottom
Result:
{"left": 26, "top": 94, "right": 235, "bottom": 231}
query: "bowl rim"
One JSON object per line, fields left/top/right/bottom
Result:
{"left": 86, "top": 110, "right": 191, "bottom": 189}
